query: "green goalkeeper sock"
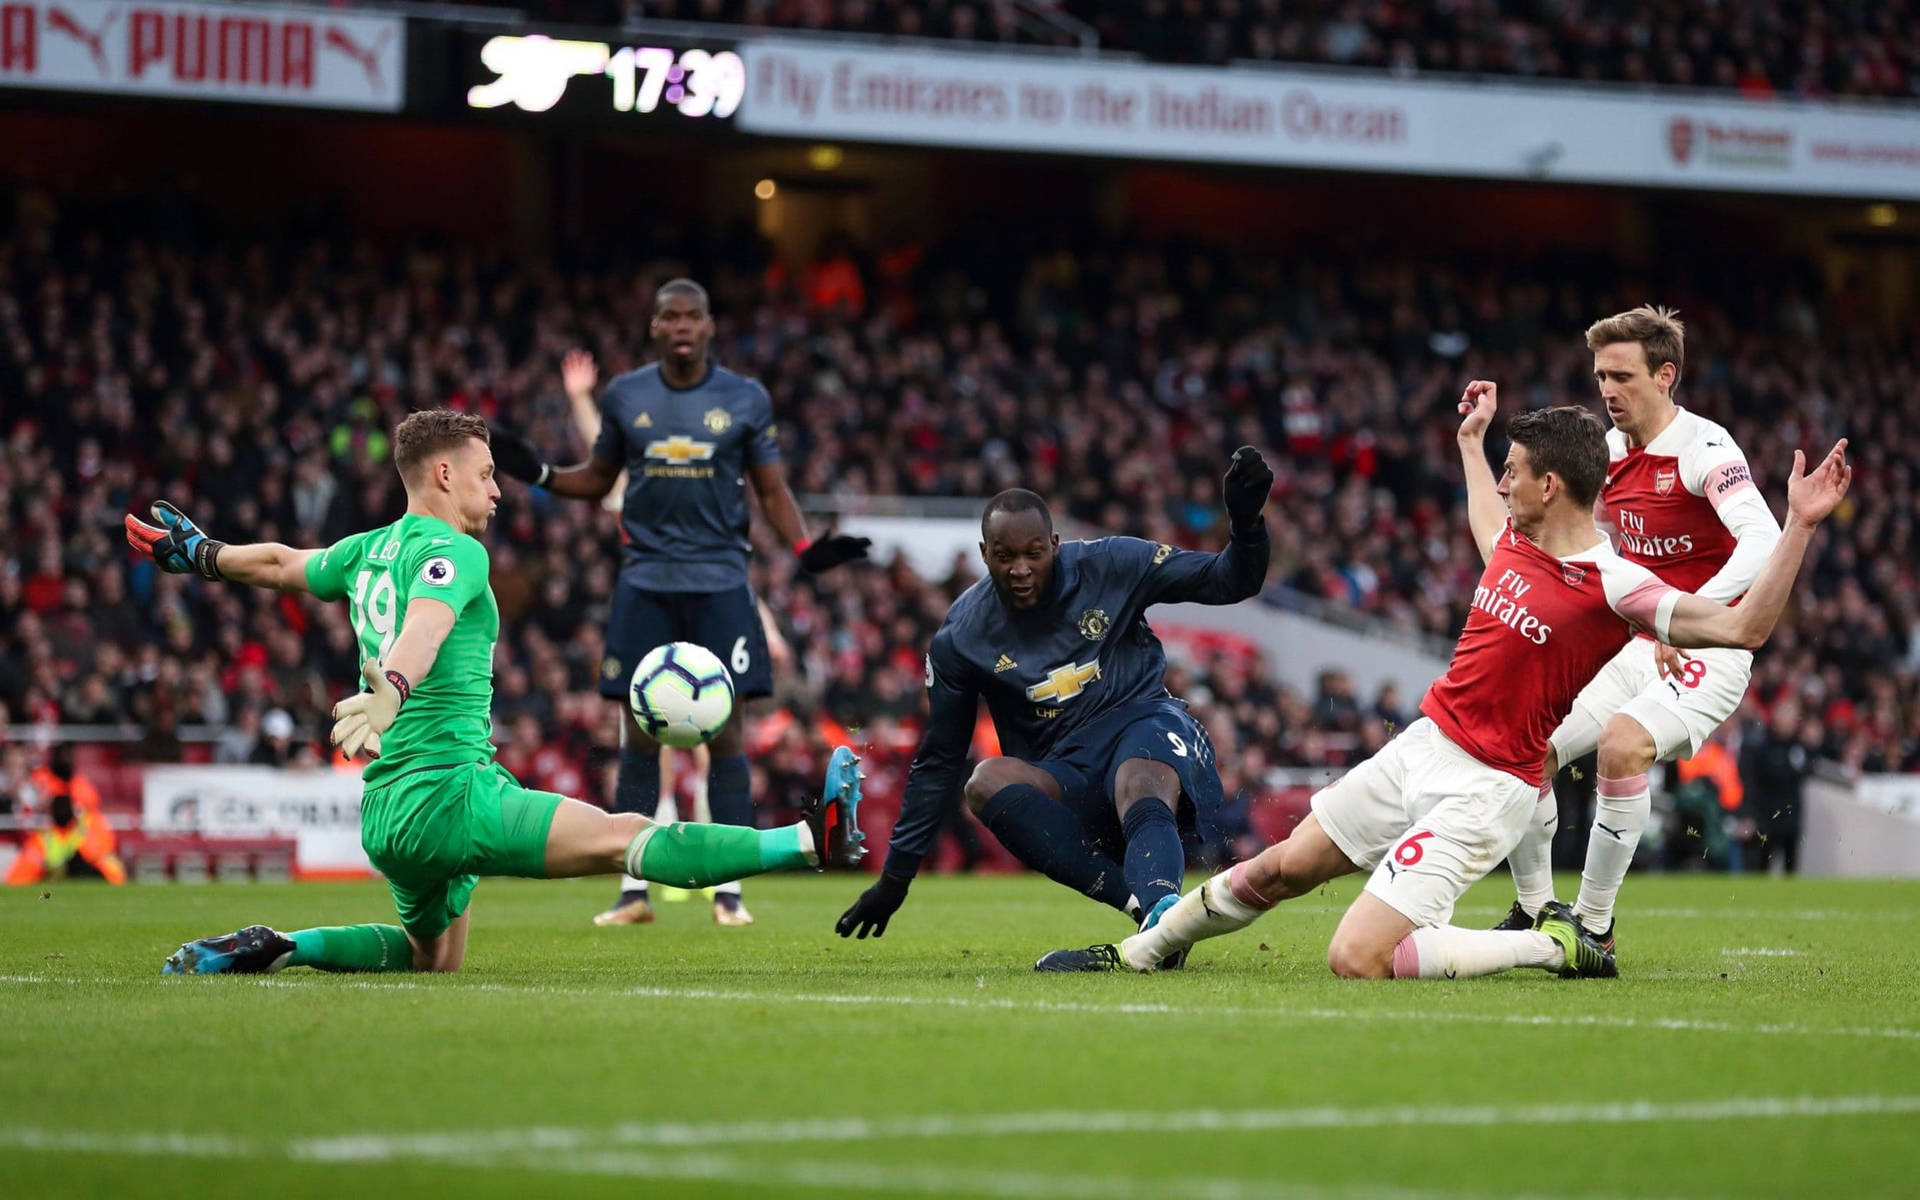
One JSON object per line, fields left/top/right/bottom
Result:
{"left": 287, "top": 924, "right": 412, "bottom": 973}
{"left": 626, "top": 822, "right": 812, "bottom": 888}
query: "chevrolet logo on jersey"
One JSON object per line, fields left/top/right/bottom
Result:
{"left": 646, "top": 436, "right": 717, "bottom": 464}
{"left": 1026, "top": 660, "right": 1101, "bottom": 704}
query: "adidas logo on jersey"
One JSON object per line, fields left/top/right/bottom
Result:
{"left": 993, "top": 654, "right": 1018, "bottom": 673}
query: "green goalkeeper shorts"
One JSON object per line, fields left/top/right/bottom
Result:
{"left": 361, "top": 761, "right": 563, "bottom": 938}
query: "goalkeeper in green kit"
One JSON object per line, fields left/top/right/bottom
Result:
{"left": 126, "top": 410, "right": 864, "bottom": 975}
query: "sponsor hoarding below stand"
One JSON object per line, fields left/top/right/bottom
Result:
{"left": 739, "top": 41, "right": 1920, "bottom": 199}
{"left": 0, "top": 0, "right": 404, "bottom": 111}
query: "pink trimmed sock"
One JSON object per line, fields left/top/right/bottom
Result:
{"left": 1392, "top": 933, "right": 1422, "bottom": 979}
{"left": 1575, "top": 772, "right": 1651, "bottom": 932}
{"left": 1228, "top": 861, "right": 1279, "bottom": 911}
{"left": 1394, "top": 925, "right": 1563, "bottom": 979}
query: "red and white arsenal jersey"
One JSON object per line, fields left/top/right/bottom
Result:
{"left": 1422, "top": 523, "right": 1677, "bottom": 784}
{"left": 1597, "top": 408, "right": 1764, "bottom": 597}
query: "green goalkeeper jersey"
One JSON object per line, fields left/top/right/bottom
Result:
{"left": 305, "top": 513, "right": 498, "bottom": 788}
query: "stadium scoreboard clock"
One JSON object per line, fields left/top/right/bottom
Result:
{"left": 456, "top": 31, "right": 744, "bottom": 123}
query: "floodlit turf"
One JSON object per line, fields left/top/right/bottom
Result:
{"left": 3, "top": 871, "right": 1918, "bottom": 1199}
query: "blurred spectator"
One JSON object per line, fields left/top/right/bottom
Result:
{"left": 1739, "top": 702, "right": 1819, "bottom": 874}
{"left": 250, "top": 709, "right": 300, "bottom": 767}
{"left": 4, "top": 744, "right": 127, "bottom": 885}
{"left": 0, "top": 744, "right": 34, "bottom": 827}
{"left": 216, "top": 707, "right": 265, "bottom": 764}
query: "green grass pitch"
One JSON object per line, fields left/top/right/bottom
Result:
{"left": 4, "top": 872, "right": 1918, "bottom": 1199}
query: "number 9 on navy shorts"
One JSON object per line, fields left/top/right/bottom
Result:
{"left": 599, "top": 582, "right": 774, "bottom": 701}
{"left": 1038, "top": 699, "right": 1224, "bottom": 852}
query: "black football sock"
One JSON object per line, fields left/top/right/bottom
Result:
{"left": 978, "top": 784, "right": 1131, "bottom": 911}
{"left": 1120, "top": 796, "right": 1184, "bottom": 919}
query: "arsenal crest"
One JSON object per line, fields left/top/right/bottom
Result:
{"left": 1561, "top": 563, "right": 1588, "bottom": 588}
{"left": 1667, "top": 117, "right": 1695, "bottom": 165}
{"left": 1654, "top": 468, "right": 1677, "bottom": 496}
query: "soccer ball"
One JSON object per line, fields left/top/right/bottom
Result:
{"left": 629, "top": 642, "right": 736, "bottom": 749}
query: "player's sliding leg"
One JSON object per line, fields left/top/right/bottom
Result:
{"left": 1340, "top": 805, "right": 1612, "bottom": 980}
{"left": 962, "top": 758, "right": 1134, "bottom": 916}
{"left": 597, "top": 712, "right": 664, "bottom": 926}
{"left": 163, "top": 921, "right": 425, "bottom": 975}
{"left": 1288, "top": 830, "right": 1603, "bottom": 982}
{"left": 550, "top": 744, "right": 866, "bottom": 883}
{"left": 1100, "top": 814, "right": 1356, "bottom": 970}
{"left": 704, "top": 711, "right": 756, "bottom": 926}
{"left": 1571, "top": 712, "right": 1664, "bottom": 950}
{"left": 1040, "top": 814, "right": 1355, "bottom": 971}
{"left": 549, "top": 797, "right": 804, "bottom": 882}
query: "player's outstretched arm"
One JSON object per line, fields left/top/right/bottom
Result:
{"left": 1456, "top": 381, "right": 1506, "bottom": 565}
{"left": 124, "top": 502, "right": 318, "bottom": 593}
{"left": 749, "top": 462, "right": 871, "bottom": 573}
{"left": 835, "top": 635, "right": 976, "bottom": 937}
{"left": 329, "top": 598, "right": 458, "bottom": 760}
{"left": 1662, "top": 440, "right": 1851, "bottom": 651}
{"left": 492, "top": 425, "right": 623, "bottom": 501}
{"left": 1138, "top": 447, "right": 1274, "bottom": 605}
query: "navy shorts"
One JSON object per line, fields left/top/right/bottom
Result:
{"left": 600, "top": 582, "right": 774, "bottom": 702}
{"left": 1037, "top": 698, "right": 1224, "bottom": 858}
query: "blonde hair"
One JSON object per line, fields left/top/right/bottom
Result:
{"left": 1586, "top": 304, "right": 1685, "bottom": 394}
{"left": 393, "top": 409, "right": 490, "bottom": 479}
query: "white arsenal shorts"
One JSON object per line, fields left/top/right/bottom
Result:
{"left": 1310, "top": 718, "right": 1539, "bottom": 928}
{"left": 1548, "top": 639, "right": 1752, "bottom": 766}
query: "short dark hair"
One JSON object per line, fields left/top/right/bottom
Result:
{"left": 1506, "top": 406, "right": 1608, "bottom": 507}
{"left": 394, "top": 409, "right": 490, "bottom": 479}
{"left": 655, "top": 278, "right": 710, "bottom": 314}
{"left": 980, "top": 489, "right": 1052, "bottom": 538}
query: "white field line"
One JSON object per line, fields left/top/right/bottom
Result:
{"left": 284, "top": 1094, "right": 1920, "bottom": 1163}
{"left": 4, "top": 973, "right": 1918, "bottom": 1042}
{"left": 1452, "top": 906, "right": 1909, "bottom": 922}
{"left": 0, "top": 1139, "right": 1644, "bottom": 1200}
{"left": 3, "top": 1094, "right": 1916, "bottom": 1200}
{"left": 1722, "top": 948, "right": 1806, "bottom": 957}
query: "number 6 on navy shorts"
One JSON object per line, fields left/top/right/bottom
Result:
{"left": 599, "top": 582, "right": 774, "bottom": 701}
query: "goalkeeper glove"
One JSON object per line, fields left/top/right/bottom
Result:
{"left": 330, "top": 660, "right": 411, "bottom": 760}
{"left": 124, "top": 501, "right": 226, "bottom": 579}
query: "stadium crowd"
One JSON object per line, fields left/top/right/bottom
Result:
{"left": 452, "top": 0, "right": 1920, "bottom": 100}
{"left": 0, "top": 205, "right": 1911, "bottom": 866}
